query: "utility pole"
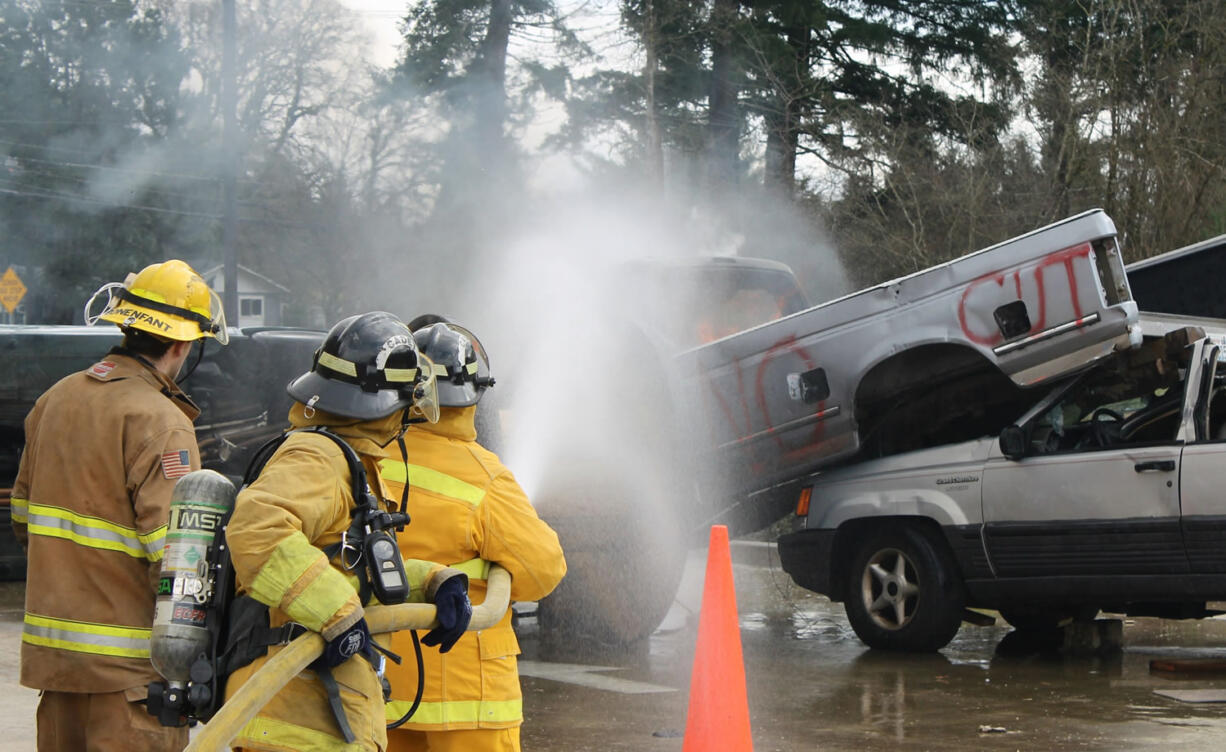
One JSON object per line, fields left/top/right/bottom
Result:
{"left": 221, "top": 0, "right": 239, "bottom": 324}
{"left": 644, "top": 0, "right": 662, "bottom": 180}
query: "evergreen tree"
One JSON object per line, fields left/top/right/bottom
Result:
{"left": 0, "top": 0, "right": 198, "bottom": 322}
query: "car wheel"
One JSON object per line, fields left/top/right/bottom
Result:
{"left": 533, "top": 456, "right": 688, "bottom": 648}
{"left": 843, "top": 524, "right": 965, "bottom": 652}
{"left": 999, "top": 605, "right": 1099, "bottom": 632}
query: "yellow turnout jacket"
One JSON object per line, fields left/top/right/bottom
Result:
{"left": 224, "top": 404, "right": 454, "bottom": 752}
{"left": 380, "top": 406, "right": 566, "bottom": 731}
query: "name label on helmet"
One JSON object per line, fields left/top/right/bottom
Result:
{"left": 112, "top": 306, "right": 173, "bottom": 333}
{"left": 375, "top": 335, "right": 414, "bottom": 370}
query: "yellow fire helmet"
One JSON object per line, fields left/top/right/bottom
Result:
{"left": 84, "top": 260, "right": 229, "bottom": 345}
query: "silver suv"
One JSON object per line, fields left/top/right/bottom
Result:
{"left": 778, "top": 317, "right": 1226, "bottom": 651}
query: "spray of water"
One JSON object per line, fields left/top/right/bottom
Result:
{"left": 375, "top": 166, "right": 852, "bottom": 643}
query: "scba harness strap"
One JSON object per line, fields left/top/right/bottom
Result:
{"left": 148, "top": 427, "right": 408, "bottom": 741}
{"left": 229, "top": 426, "right": 407, "bottom": 743}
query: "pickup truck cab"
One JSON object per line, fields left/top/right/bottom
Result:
{"left": 778, "top": 316, "right": 1226, "bottom": 651}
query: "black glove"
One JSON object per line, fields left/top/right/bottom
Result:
{"left": 422, "top": 575, "right": 472, "bottom": 653}
{"left": 314, "top": 618, "right": 371, "bottom": 670}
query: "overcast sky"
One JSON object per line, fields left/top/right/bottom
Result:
{"left": 338, "top": 0, "right": 404, "bottom": 66}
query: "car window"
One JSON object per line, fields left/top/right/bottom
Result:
{"left": 1203, "top": 354, "right": 1226, "bottom": 441}
{"left": 1029, "top": 348, "right": 1187, "bottom": 453}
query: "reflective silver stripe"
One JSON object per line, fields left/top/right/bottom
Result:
{"left": 317, "top": 351, "right": 357, "bottom": 377}
{"left": 140, "top": 526, "right": 168, "bottom": 561}
{"left": 10, "top": 497, "right": 28, "bottom": 524}
{"left": 383, "top": 367, "right": 418, "bottom": 383}
{"left": 26, "top": 503, "right": 165, "bottom": 561}
{"left": 22, "top": 613, "right": 151, "bottom": 659}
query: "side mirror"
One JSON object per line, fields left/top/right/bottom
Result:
{"left": 999, "top": 425, "right": 1028, "bottom": 460}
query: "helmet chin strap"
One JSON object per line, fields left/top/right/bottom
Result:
{"left": 176, "top": 338, "right": 207, "bottom": 385}
{"left": 395, "top": 423, "right": 410, "bottom": 514}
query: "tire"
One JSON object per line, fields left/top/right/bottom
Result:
{"left": 999, "top": 605, "right": 1099, "bottom": 632}
{"left": 533, "top": 459, "right": 688, "bottom": 647}
{"left": 843, "top": 524, "right": 965, "bottom": 652}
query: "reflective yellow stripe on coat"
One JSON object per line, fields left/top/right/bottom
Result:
{"left": 249, "top": 530, "right": 358, "bottom": 633}
{"left": 22, "top": 613, "right": 151, "bottom": 659}
{"left": 10, "top": 497, "right": 28, "bottom": 524}
{"left": 25, "top": 502, "right": 165, "bottom": 561}
{"left": 377, "top": 460, "right": 484, "bottom": 506}
{"left": 450, "top": 556, "right": 490, "bottom": 581}
{"left": 385, "top": 698, "right": 523, "bottom": 726}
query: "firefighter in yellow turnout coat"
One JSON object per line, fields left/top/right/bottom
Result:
{"left": 13, "top": 260, "right": 228, "bottom": 752}
{"left": 381, "top": 321, "right": 566, "bottom": 752}
{"left": 224, "top": 312, "right": 472, "bottom": 752}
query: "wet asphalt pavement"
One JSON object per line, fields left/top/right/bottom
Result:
{"left": 517, "top": 544, "right": 1226, "bottom": 751}
{"left": 3, "top": 544, "right": 1226, "bottom": 750}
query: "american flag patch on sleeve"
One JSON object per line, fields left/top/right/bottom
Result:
{"left": 161, "top": 450, "right": 191, "bottom": 479}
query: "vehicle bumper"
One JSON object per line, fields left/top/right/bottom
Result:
{"left": 777, "top": 528, "right": 836, "bottom": 597}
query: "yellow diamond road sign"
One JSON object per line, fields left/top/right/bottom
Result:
{"left": 0, "top": 267, "right": 27, "bottom": 313}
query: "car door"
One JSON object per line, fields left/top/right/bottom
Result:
{"left": 1177, "top": 342, "right": 1226, "bottom": 574}
{"left": 981, "top": 353, "right": 1188, "bottom": 580}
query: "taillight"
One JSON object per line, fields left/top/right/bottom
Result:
{"left": 795, "top": 486, "right": 812, "bottom": 517}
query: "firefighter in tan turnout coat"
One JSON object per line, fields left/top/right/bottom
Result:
{"left": 11, "top": 260, "right": 228, "bottom": 752}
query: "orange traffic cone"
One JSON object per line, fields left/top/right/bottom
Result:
{"left": 682, "top": 524, "right": 753, "bottom": 752}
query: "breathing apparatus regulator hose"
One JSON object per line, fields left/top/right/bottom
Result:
{"left": 385, "top": 630, "right": 425, "bottom": 730}
{"left": 384, "top": 430, "right": 423, "bottom": 729}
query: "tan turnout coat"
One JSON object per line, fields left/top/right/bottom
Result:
{"left": 11, "top": 352, "right": 201, "bottom": 694}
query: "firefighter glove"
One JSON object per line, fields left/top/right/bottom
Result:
{"left": 316, "top": 618, "right": 372, "bottom": 669}
{"left": 422, "top": 574, "right": 471, "bottom": 653}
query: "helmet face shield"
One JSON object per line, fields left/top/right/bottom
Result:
{"left": 204, "top": 288, "right": 230, "bottom": 345}
{"left": 83, "top": 281, "right": 127, "bottom": 327}
{"left": 409, "top": 357, "right": 440, "bottom": 424}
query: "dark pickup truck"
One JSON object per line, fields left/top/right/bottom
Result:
{"left": 0, "top": 325, "right": 326, "bottom": 579}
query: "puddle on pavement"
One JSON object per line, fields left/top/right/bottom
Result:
{"left": 520, "top": 563, "right": 1226, "bottom": 750}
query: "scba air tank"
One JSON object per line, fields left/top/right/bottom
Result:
{"left": 150, "top": 470, "right": 236, "bottom": 686}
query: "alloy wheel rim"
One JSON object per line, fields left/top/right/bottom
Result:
{"left": 860, "top": 547, "right": 920, "bottom": 631}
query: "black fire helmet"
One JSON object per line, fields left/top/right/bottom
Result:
{"left": 411, "top": 321, "right": 494, "bottom": 408}
{"left": 287, "top": 311, "right": 439, "bottom": 421}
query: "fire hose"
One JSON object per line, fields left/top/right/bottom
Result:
{"left": 185, "top": 564, "right": 511, "bottom": 752}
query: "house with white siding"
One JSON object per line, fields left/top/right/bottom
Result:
{"left": 198, "top": 264, "right": 290, "bottom": 328}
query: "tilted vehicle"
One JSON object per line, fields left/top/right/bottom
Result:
{"left": 675, "top": 209, "right": 1139, "bottom": 528}
{"left": 540, "top": 210, "right": 1143, "bottom": 642}
{"left": 777, "top": 316, "right": 1226, "bottom": 651}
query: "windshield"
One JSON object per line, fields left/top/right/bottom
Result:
{"left": 1026, "top": 338, "right": 1189, "bottom": 453}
